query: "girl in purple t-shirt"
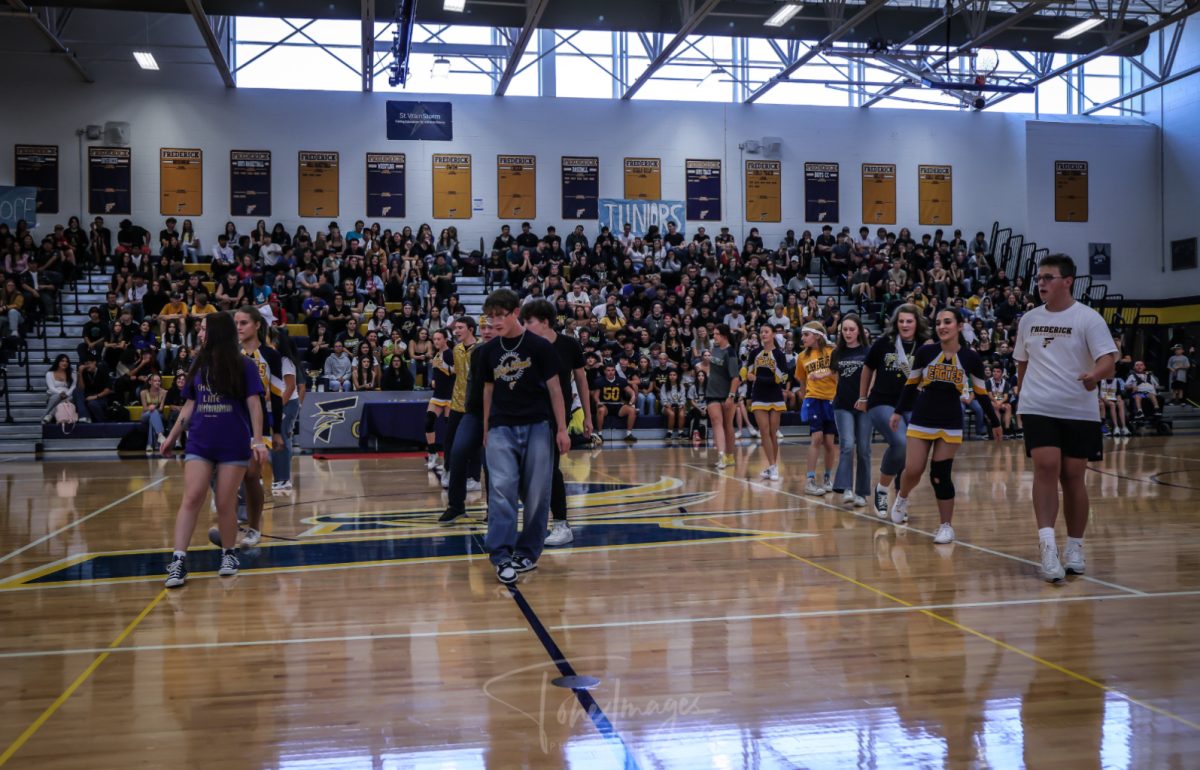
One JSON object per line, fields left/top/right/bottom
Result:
{"left": 159, "top": 312, "right": 269, "bottom": 588}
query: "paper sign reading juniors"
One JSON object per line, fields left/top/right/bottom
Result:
{"left": 599, "top": 199, "right": 686, "bottom": 238}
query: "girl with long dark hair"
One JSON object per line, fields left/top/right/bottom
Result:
{"left": 831, "top": 314, "right": 871, "bottom": 506}
{"left": 889, "top": 308, "right": 1002, "bottom": 543}
{"left": 160, "top": 312, "right": 269, "bottom": 588}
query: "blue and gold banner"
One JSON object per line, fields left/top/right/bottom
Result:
{"left": 88, "top": 146, "right": 131, "bottom": 215}
{"left": 804, "top": 161, "right": 839, "bottom": 223}
{"left": 366, "top": 152, "right": 406, "bottom": 219}
{"left": 230, "top": 150, "right": 271, "bottom": 217}
{"left": 14, "top": 144, "right": 58, "bottom": 214}
{"left": 685, "top": 159, "right": 721, "bottom": 222}
{"left": 561, "top": 156, "right": 599, "bottom": 219}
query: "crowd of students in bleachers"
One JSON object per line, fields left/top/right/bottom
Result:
{"left": 2, "top": 211, "right": 1193, "bottom": 444}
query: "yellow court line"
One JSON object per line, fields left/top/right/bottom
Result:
{"left": 0, "top": 589, "right": 168, "bottom": 766}
{"left": 728, "top": 527, "right": 1200, "bottom": 733}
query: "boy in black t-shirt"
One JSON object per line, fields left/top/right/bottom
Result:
{"left": 481, "top": 289, "right": 570, "bottom": 585}
{"left": 593, "top": 363, "right": 637, "bottom": 442}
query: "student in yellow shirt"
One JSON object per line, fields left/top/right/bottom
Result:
{"left": 190, "top": 289, "right": 217, "bottom": 318}
{"left": 795, "top": 321, "right": 838, "bottom": 496}
{"left": 158, "top": 291, "right": 190, "bottom": 336}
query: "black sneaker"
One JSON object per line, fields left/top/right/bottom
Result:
{"left": 165, "top": 554, "right": 187, "bottom": 588}
{"left": 495, "top": 561, "right": 518, "bottom": 585}
{"left": 438, "top": 509, "right": 467, "bottom": 526}
{"left": 511, "top": 555, "right": 538, "bottom": 573}
{"left": 625, "top": 432, "right": 638, "bottom": 443}
{"left": 217, "top": 549, "right": 239, "bottom": 577}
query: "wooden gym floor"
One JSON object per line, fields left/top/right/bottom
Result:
{"left": 0, "top": 436, "right": 1199, "bottom": 768}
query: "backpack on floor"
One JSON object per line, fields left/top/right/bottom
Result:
{"left": 54, "top": 400, "right": 78, "bottom": 431}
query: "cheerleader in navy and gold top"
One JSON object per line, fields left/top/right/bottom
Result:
{"left": 888, "top": 308, "right": 1002, "bottom": 544}
{"left": 425, "top": 329, "right": 456, "bottom": 470}
{"left": 747, "top": 325, "right": 789, "bottom": 480}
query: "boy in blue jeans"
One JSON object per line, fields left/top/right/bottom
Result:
{"left": 481, "top": 289, "right": 571, "bottom": 585}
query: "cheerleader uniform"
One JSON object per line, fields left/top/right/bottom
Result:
{"left": 429, "top": 348, "right": 455, "bottom": 409}
{"left": 749, "top": 347, "right": 789, "bottom": 412}
{"left": 896, "top": 344, "right": 999, "bottom": 443}
{"left": 795, "top": 347, "right": 837, "bottom": 434}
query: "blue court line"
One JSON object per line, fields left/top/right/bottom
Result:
{"left": 506, "top": 584, "right": 643, "bottom": 770}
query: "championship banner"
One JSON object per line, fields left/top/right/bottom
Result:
{"left": 918, "top": 164, "right": 952, "bottom": 225}
{"left": 14, "top": 144, "right": 58, "bottom": 214}
{"left": 0, "top": 186, "right": 38, "bottom": 229}
{"left": 598, "top": 199, "right": 686, "bottom": 238}
{"left": 298, "top": 151, "right": 339, "bottom": 218}
{"left": 804, "top": 162, "right": 839, "bottom": 223}
{"left": 497, "top": 154, "right": 536, "bottom": 219}
{"left": 624, "top": 157, "right": 661, "bottom": 200}
{"left": 1054, "top": 161, "right": 1088, "bottom": 222}
{"left": 366, "top": 152, "right": 406, "bottom": 219}
{"left": 745, "top": 160, "right": 781, "bottom": 223}
{"left": 230, "top": 150, "right": 271, "bottom": 217}
{"left": 561, "top": 156, "right": 599, "bottom": 220}
{"left": 861, "top": 163, "right": 896, "bottom": 225}
{"left": 685, "top": 159, "right": 721, "bottom": 222}
{"left": 88, "top": 146, "right": 131, "bottom": 215}
{"left": 432, "top": 153, "right": 471, "bottom": 219}
{"left": 160, "top": 148, "right": 203, "bottom": 216}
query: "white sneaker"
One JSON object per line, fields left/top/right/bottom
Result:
{"left": 1040, "top": 541, "right": 1066, "bottom": 582}
{"left": 823, "top": 479, "right": 834, "bottom": 493}
{"left": 932, "top": 523, "right": 955, "bottom": 544}
{"left": 776, "top": 430, "right": 783, "bottom": 440}
{"left": 240, "top": 527, "right": 262, "bottom": 548}
{"left": 749, "top": 427, "right": 761, "bottom": 438}
{"left": 545, "top": 520, "right": 574, "bottom": 546}
{"left": 889, "top": 496, "right": 909, "bottom": 524}
{"left": 715, "top": 454, "right": 731, "bottom": 470}
{"left": 1063, "top": 541, "right": 1085, "bottom": 575}
{"left": 768, "top": 466, "right": 780, "bottom": 481}
{"left": 804, "top": 480, "right": 827, "bottom": 496}
{"left": 852, "top": 495, "right": 867, "bottom": 508}
{"left": 425, "top": 453, "right": 439, "bottom": 470}
{"left": 760, "top": 467, "right": 772, "bottom": 479}
{"left": 842, "top": 489, "right": 855, "bottom": 504}
{"left": 466, "top": 478, "right": 482, "bottom": 492}
{"left": 440, "top": 472, "right": 450, "bottom": 489}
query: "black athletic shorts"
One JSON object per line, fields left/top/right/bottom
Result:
{"left": 1022, "top": 413, "right": 1103, "bottom": 461}
{"left": 705, "top": 396, "right": 730, "bottom": 405}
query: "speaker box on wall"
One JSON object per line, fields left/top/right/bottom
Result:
{"left": 104, "top": 121, "right": 131, "bottom": 146}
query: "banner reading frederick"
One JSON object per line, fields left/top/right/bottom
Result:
{"left": 14, "top": 145, "right": 58, "bottom": 214}
{"left": 160, "top": 148, "right": 203, "bottom": 216}
{"left": 88, "top": 146, "right": 131, "bottom": 215}
{"left": 624, "top": 157, "right": 661, "bottom": 200}
{"left": 599, "top": 199, "right": 686, "bottom": 238}
{"left": 366, "top": 153, "right": 406, "bottom": 218}
{"left": 745, "top": 160, "right": 781, "bottom": 223}
{"left": 386, "top": 101, "right": 453, "bottom": 141}
{"left": 432, "top": 154, "right": 471, "bottom": 219}
{"left": 230, "top": 150, "right": 271, "bottom": 217}
{"left": 804, "top": 162, "right": 839, "bottom": 223}
{"left": 561, "top": 156, "right": 599, "bottom": 220}
{"left": 1054, "top": 161, "right": 1088, "bottom": 222}
{"left": 861, "top": 163, "right": 896, "bottom": 224}
{"left": 299, "top": 151, "right": 339, "bottom": 218}
{"left": 918, "top": 164, "right": 952, "bottom": 225}
{"left": 685, "top": 159, "right": 721, "bottom": 222}
{"left": 497, "top": 154, "right": 536, "bottom": 219}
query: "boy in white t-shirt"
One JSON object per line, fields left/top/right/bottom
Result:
{"left": 1124, "top": 360, "right": 1161, "bottom": 417}
{"left": 1167, "top": 344, "right": 1191, "bottom": 405}
{"left": 1014, "top": 254, "right": 1117, "bottom": 583}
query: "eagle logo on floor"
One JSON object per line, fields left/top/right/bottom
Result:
{"left": 0, "top": 478, "right": 813, "bottom": 589}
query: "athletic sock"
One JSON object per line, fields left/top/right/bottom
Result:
{"left": 1066, "top": 535, "right": 1084, "bottom": 549}
{"left": 1038, "top": 527, "right": 1056, "bottom": 547}
{"left": 876, "top": 483, "right": 889, "bottom": 496}
{"left": 807, "top": 472, "right": 816, "bottom": 480}
{"left": 173, "top": 550, "right": 186, "bottom": 560}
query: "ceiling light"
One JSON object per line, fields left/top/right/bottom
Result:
{"left": 1054, "top": 15, "right": 1104, "bottom": 40}
{"left": 765, "top": 3, "right": 803, "bottom": 28}
{"left": 432, "top": 56, "right": 450, "bottom": 78}
{"left": 133, "top": 51, "right": 159, "bottom": 70}
{"left": 443, "top": 0, "right": 466, "bottom": 12}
